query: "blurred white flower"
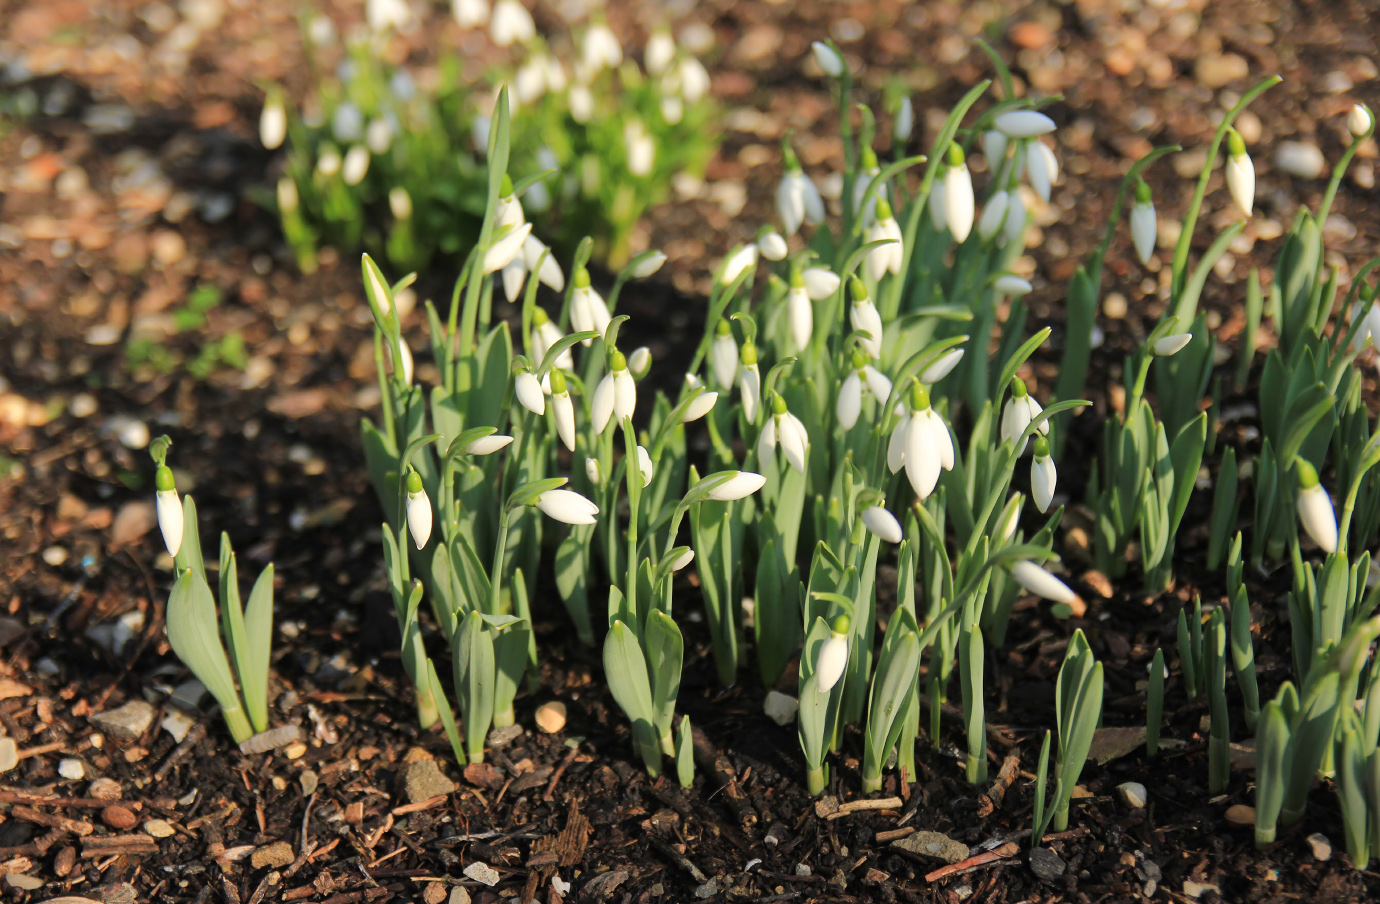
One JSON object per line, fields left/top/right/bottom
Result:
{"left": 625, "top": 120, "right": 655, "bottom": 177}
{"left": 582, "top": 21, "right": 623, "bottom": 72}
{"left": 1027, "top": 140, "right": 1059, "bottom": 203}
{"left": 1225, "top": 128, "right": 1255, "bottom": 217}
{"left": 995, "top": 110, "right": 1056, "bottom": 138}
{"left": 537, "top": 488, "right": 600, "bottom": 525}
{"left": 646, "top": 29, "right": 676, "bottom": 77}
{"left": 490, "top": 0, "right": 534, "bottom": 47}
{"left": 811, "top": 41, "right": 844, "bottom": 78}
{"left": 452, "top": 0, "right": 488, "bottom": 27}
{"left": 367, "top": 0, "right": 412, "bottom": 33}
{"left": 1348, "top": 103, "right": 1374, "bottom": 139}
{"left": 342, "top": 145, "right": 370, "bottom": 185}
{"left": 943, "top": 146, "right": 974, "bottom": 241}
{"left": 777, "top": 159, "right": 825, "bottom": 235}
{"left": 862, "top": 505, "right": 903, "bottom": 543}
{"left": 260, "top": 96, "right": 286, "bottom": 150}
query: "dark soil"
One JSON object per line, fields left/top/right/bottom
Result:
{"left": 4, "top": 1, "right": 1380, "bottom": 902}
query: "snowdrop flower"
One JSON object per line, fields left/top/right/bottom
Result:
{"left": 837, "top": 349, "right": 894, "bottom": 430}
{"left": 634, "top": 445, "right": 654, "bottom": 488}
{"left": 668, "top": 548, "right": 695, "bottom": 572}
{"left": 995, "top": 493, "right": 1024, "bottom": 541}
{"left": 920, "top": 348, "right": 964, "bottom": 384}
{"left": 682, "top": 374, "right": 719, "bottom": 422}
{"left": 894, "top": 96, "right": 914, "bottom": 144}
{"left": 757, "top": 394, "right": 809, "bottom": 474}
{"left": 862, "top": 505, "right": 903, "bottom": 544}
{"left": 903, "top": 383, "right": 954, "bottom": 500}
{"left": 1295, "top": 459, "right": 1338, "bottom": 554}
{"left": 515, "top": 369, "right": 545, "bottom": 415}
{"left": 342, "top": 145, "right": 370, "bottom": 186}
{"left": 1010, "top": 561, "right": 1079, "bottom": 606}
{"left": 943, "top": 144, "right": 975, "bottom": 242}
{"left": 865, "top": 198, "right": 904, "bottom": 281}
{"left": 786, "top": 269, "right": 813, "bottom": 352}
{"left": 591, "top": 349, "right": 637, "bottom": 434}
{"left": 710, "top": 320, "right": 738, "bottom": 390}
{"left": 927, "top": 179, "right": 948, "bottom": 232}
{"left": 389, "top": 183, "right": 408, "bottom": 220}
{"left": 982, "top": 130, "right": 1008, "bottom": 170}
{"left": 568, "top": 84, "right": 594, "bottom": 123}
{"left": 277, "top": 177, "right": 299, "bottom": 213}
{"left": 317, "top": 146, "right": 342, "bottom": 177}
{"left": 1351, "top": 302, "right": 1380, "bottom": 353}
{"left": 1031, "top": 436, "right": 1056, "bottom": 514}
{"left": 1130, "top": 179, "right": 1157, "bottom": 266}
{"left": 720, "top": 243, "right": 759, "bottom": 285}
{"left": 405, "top": 471, "right": 432, "bottom": 549}
{"left": 496, "top": 176, "right": 524, "bottom": 230}
{"left": 260, "top": 95, "right": 286, "bottom": 150}
{"left": 632, "top": 251, "right": 667, "bottom": 278}
{"left": 483, "top": 222, "right": 532, "bottom": 274}
{"left": 849, "top": 278, "right": 885, "bottom": 359}
{"left": 155, "top": 466, "right": 183, "bottom": 557}
{"left": 1027, "top": 140, "right": 1059, "bottom": 203}
{"left": 366, "top": 118, "right": 393, "bottom": 155}
{"left": 582, "top": 20, "right": 623, "bottom": 72}
{"left": 627, "top": 347, "right": 652, "bottom": 380}
{"left": 776, "top": 145, "right": 825, "bottom": 235}
{"left": 536, "top": 488, "right": 600, "bottom": 525}
{"left": 677, "top": 57, "right": 710, "bottom": 103}
{"left": 515, "top": 58, "right": 548, "bottom": 105}
{"left": 367, "top": 0, "right": 412, "bottom": 33}
{"left": 758, "top": 229, "right": 788, "bottom": 261}
{"left": 646, "top": 28, "right": 676, "bottom": 76}
{"left": 660, "top": 89, "right": 683, "bottom": 125}
{"left": 464, "top": 434, "right": 514, "bottom": 455}
{"left": 550, "top": 370, "right": 576, "bottom": 451}
{"left": 994, "top": 274, "right": 1032, "bottom": 296}
{"left": 452, "top": 0, "right": 488, "bottom": 27}
{"left": 852, "top": 147, "right": 886, "bottom": 227}
{"left": 705, "top": 470, "right": 766, "bottom": 501}
{"left": 332, "top": 103, "right": 364, "bottom": 143}
{"left": 531, "top": 307, "right": 573, "bottom": 371}
{"left": 394, "top": 336, "right": 413, "bottom": 384}
{"left": 802, "top": 267, "right": 840, "bottom": 299}
{"left": 886, "top": 409, "right": 909, "bottom": 474}
{"left": 977, "top": 190, "right": 1010, "bottom": 242}
{"left": 814, "top": 616, "right": 850, "bottom": 692}
{"left": 1225, "top": 128, "right": 1254, "bottom": 217}
{"left": 995, "top": 110, "right": 1056, "bottom": 138}
{"left": 625, "top": 120, "right": 654, "bottom": 177}
{"left": 585, "top": 458, "right": 602, "bottom": 485}
{"left": 1000, "top": 376, "right": 1047, "bottom": 455}
{"left": 569, "top": 268, "right": 611, "bottom": 345}
{"left": 490, "top": 0, "right": 534, "bottom": 46}
{"left": 1152, "top": 333, "right": 1193, "bottom": 357}
{"left": 1003, "top": 189, "right": 1027, "bottom": 245}
{"left": 811, "top": 41, "right": 844, "bottom": 78}
{"left": 524, "top": 234, "right": 564, "bottom": 290}
{"left": 1348, "top": 103, "right": 1374, "bottom": 139}
{"left": 739, "top": 341, "right": 762, "bottom": 423}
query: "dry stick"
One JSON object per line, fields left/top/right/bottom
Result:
{"left": 0, "top": 790, "right": 145, "bottom": 810}
{"left": 646, "top": 834, "right": 708, "bottom": 884}
{"left": 16, "top": 740, "right": 65, "bottom": 759}
{"left": 825, "top": 797, "right": 903, "bottom": 820}
{"left": 976, "top": 752, "right": 1022, "bottom": 818}
{"left": 390, "top": 794, "right": 449, "bottom": 816}
{"left": 543, "top": 745, "right": 580, "bottom": 801}
{"left": 11, "top": 806, "right": 95, "bottom": 836}
{"left": 154, "top": 721, "right": 207, "bottom": 782}
{"left": 689, "top": 724, "right": 759, "bottom": 829}
{"left": 924, "top": 842, "right": 1021, "bottom": 883}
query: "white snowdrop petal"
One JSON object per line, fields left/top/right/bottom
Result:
{"left": 614, "top": 370, "right": 637, "bottom": 422}
{"left": 636, "top": 445, "right": 654, "bottom": 488}
{"left": 1227, "top": 153, "right": 1255, "bottom": 217}
{"left": 887, "top": 416, "right": 909, "bottom": 473}
{"left": 156, "top": 490, "right": 184, "bottom": 558}
{"left": 995, "top": 275, "right": 1033, "bottom": 296}
{"left": 1032, "top": 454, "right": 1057, "bottom": 514}
{"left": 944, "top": 164, "right": 975, "bottom": 242}
{"left": 465, "top": 434, "right": 515, "bottom": 455}
{"left": 802, "top": 268, "right": 841, "bottom": 300}
{"left": 711, "top": 334, "right": 739, "bottom": 390}
{"left": 779, "top": 413, "right": 809, "bottom": 474}
{"left": 683, "top": 390, "right": 718, "bottom": 422}
{"left": 814, "top": 633, "right": 849, "bottom": 691}
{"left": 837, "top": 372, "right": 863, "bottom": 429}
{"left": 788, "top": 287, "right": 814, "bottom": 351}
{"left": 995, "top": 110, "right": 1056, "bottom": 138}
{"left": 537, "top": 489, "right": 600, "bottom": 524}
{"left": 591, "top": 373, "right": 616, "bottom": 434}
{"left": 1153, "top": 333, "right": 1193, "bottom": 357}
{"left": 515, "top": 372, "right": 546, "bottom": 415}
{"left": 407, "top": 489, "right": 433, "bottom": 549}
{"left": 862, "top": 506, "right": 904, "bottom": 544}
{"left": 1298, "top": 484, "right": 1339, "bottom": 554}
{"left": 1011, "top": 561, "right": 1077, "bottom": 604}
{"left": 1131, "top": 202, "right": 1157, "bottom": 265}
{"left": 978, "top": 191, "right": 1010, "bottom": 241}
{"left": 553, "top": 393, "right": 576, "bottom": 451}
{"left": 920, "top": 349, "right": 965, "bottom": 384}
{"left": 706, "top": 471, "right": 766, "bottom": 501}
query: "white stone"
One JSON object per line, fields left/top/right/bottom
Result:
{"left": 763, "top": 691, "right": 799, "bottom": 727}
{"left": 1116, "top": 781, "right": 1147, "bottom": 809}
{"left": 58, "top": 758, "right": 85, "bottom": 780}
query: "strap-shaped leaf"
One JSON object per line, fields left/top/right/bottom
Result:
{"left": 645, "top": 610, "right": 683, "bottom": 745}
{"left": 175, "top": 495, "right": 206, "bottom": 587}
{"left": 426, "top": 657, "right": 467, "bottom": 767}
{"left": 241, "top": 564, "right": 274, "bottom": 734}
{"left": 166, "top": 569, "right": 249, "bottom": 742}
{"left": 453, "top": 610, "right": 496, "bottom": 762}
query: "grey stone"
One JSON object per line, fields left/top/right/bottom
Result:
{"left": 90, "top": 701, "right": 157, "bottom": 742}
{"left": 1029, "top": 846, "right": 1066, "bottom": 882}
{"left": 890, "top": 830, "right": 969, "bottom": 864}
{"left": 399, "top": 759, "right": 457, "bottom": 804}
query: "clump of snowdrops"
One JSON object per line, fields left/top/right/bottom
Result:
{"left": 261, "top": 3, "right": 715, "bottom": 274}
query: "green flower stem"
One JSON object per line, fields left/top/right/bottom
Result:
{"left": 1316, "top": 125, "right": 1375, "bottom": 232}
{"left": 621, "top": 419, "right": 643, "bottom": 619}
{"left": 488, "top": 507, "right": 512, "bottom": 616}
{"left": 1089, "top": 145, "right": 1180, "bottom": 287}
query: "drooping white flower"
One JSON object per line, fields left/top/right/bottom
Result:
{"left": 405, "top": 471, "right": 432, "bottom": 550}
{"left": 927, "top": 178, "right": 948, "bottom": 232}
{"left": 895, "top": 96, "right": 914, "bottom": 143}
{"left": 389, "top": 187, "right": 412, "bottom": 220}
{"left": 342, "top": 145, "right": 370, "bottom": 185}
{"left": 777, "top": 158, "right": 819, "bottom": 235}
{"left": 154, "top": 466, "right": 183, "bottom": 558}
{"left": 366, "top": 0, "right": 412, "bottom": 33}
{"left": 677, "top": 57, "right": 710, "bottom": 103}
{"left": 452, "top": 0, "right": 489, "bottom": 27}
{"left": 524, "top": 234, "right": 564, "bottom": 290}
{"left": 634, "top": 445, "right": 654, "bottom": 488}
{"left": 317, "top": 146, "right": 342, "bottom": 177}
{"left": 1031, "top": 436, "right": 1056, "bottom": 514}
{"left": 1152, "top": 333, "right": 1193, "bottom": 357}
{"left": 811, "top": 41, "right": 844, "bottom": 78}
{"left": 903, "top": 384, "right": 954, "bottom": 500}
{"left": 537, "top": 488, "right": 600, "bottom": 525}
{"left": 632, "top": 251, "right": 667, "bottom": 278}
{"left": 1130, "top": 178, "right": 1157, "bottom": 266}
{"left": 704, "top": 471, "right": 766, "bottom": 501}
{"left": 1295, "top": 459, "right": 1338, "bottom": 554}
{"left": 994, "top": 274, "right": 1033, "bottom": 296}
{"left": 995, "top": 493, "right": 1023, "bottom": 541}
{"left": 1225, "top": 128, "right": 1255, "bottom": 217}
{"left": 1000, "top": 377, "right": 1047, "bottom": 455}
{"left": 757, "top": 395, "right": 809, "bottom": 474}
{"left": 625, "top": 120, "right": 654, "bottom": 177}
{"left": 815, "top": 616, "right": 850, "bottom": 692}
{"left": 849, "top": 279, "right": 885, "bottom": 359}
{"left": 862, "top": 505, "right": 903, "bottom": 543}
{"left": 260, "top": 95, "right": 286, "bottom": 150}
{"left": 464, "top": 434, "right": 514, "bottom": 455}
{"left": 585, "top": 458, "right": 602, "bottom": 485}
{"left": 865, "top": 199, "right": 904, "bottom": 281}
{"left": 787, "top": 272, "right": 813, "bottom": 352}
{"left": 1351, "top": 302, "right": 1380, "bottom": 353}
{"left": 531, "top": 308, "right": 573, "bottom": 371}
{"left": 995, "top": 110, "right": 1056, "bottom": 139}
{"left": 627, "top": 347, "right": 652, "bottom": 379}
{"left": 1348, "top": 104, "right": 1374, "bottom": 139}
{"left": 710, "top": 321, "right": 738, "bottom": 390}
{"left": 887, "top": 411, "right": 909, "bottom": 474}
{"left": 550, "top": 370, "right": 576, "bottom": 451}
{"left": 852, "top": 149, "right": 886, "bottom": 227}
{"left": 1027, "top": 140, "right": 1059, "bottom": 203}
{"left": 568, "top": 84, "right": 594, "bottom": 123}
{"left": 277, "top": 177, "right": 299, "bottom": 213}
{"left": 837, "top": 354, "right": 894, "bottom": 430}
{"left": 645, "top": 28, "right": 676, "bottom": 76}
{"left": 591, "top": 350, "right": 637, "bottom": 435}
{"left": 1010, "top": 561, "right": 1078, "bottom": 604}
{"left": 569, "top": 268, "right": 611, "bottom": 345}
{"left": 982, "top": 130, "right": 1008, "bottom": 170}
{"left": 394, "top": 336, "right": 413, "bottom": 384}
{"left": 802, "top": 267, "right": 840, "bottom": 300}
{"left": 514, "top": 57, "right": 548, "bottom": 105}
{"left": 490, "top": 0, "right": 534, "bottom": 46}
{"left": 582, "top": 20, "right": 623, "bottom": 72}
{"left": 483, "top": 222, "right": 533, "bottom": 274}
{"left": 1003, "top": 189, "right": 1027, "bottom": 245}
{"left": 758, "top": 230, "right": 788, "bottom": 261}
{"left": 720, "top": 244, "right": 759, "bottom": 285}
{"left": 669, "top": 548, "right": 695, "bottom": 571}
{"left": 515, "top": 370, "right": 545, "bottom": 415}
{"left": 943, "top": 144, "right": 974, "bottom": 242}
{"left": 977, "top": 190, "right": 1010, "bottom": 242}
{"left": 366, "top": 118, "right": 393, "bottom": 155}
{"left": 920, "top": 348, "right": 965, "bottom": 384}
{"left": 739, "top": 342, "right": 762, "bottom": 424}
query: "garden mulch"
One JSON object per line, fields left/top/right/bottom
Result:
{"left": 3, "top": 0, "right": 1380, "bottom": 901}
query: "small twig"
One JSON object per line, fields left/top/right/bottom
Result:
{"left": 647, "top": 834, "right": 707, "bottom": 883}
{"left": 543, "top": 745, "right": 580, "bottom": 801}
{"left": 875, "top": 827, "right": 915, "bottom": 843}
{"left": 12, "top": 806, "right": 95, "bottom": 836}
{"left": 391, "top": 794, "right": 448, "bottom": 816}
{"left": 154, "top": 721, "right": 207, "bottom": 782}
{"left": 924, "top": 843, "right": 1020, "bottom": 883}
{"left": 826, "top": 797, "right": 903, "bottom": 820}
{"left": 16, "top": 740, "right": 65, "bottom": 759}
{"left": 976, "top": 752, "right": 1022, "bottom": 818}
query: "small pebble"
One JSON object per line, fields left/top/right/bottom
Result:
{"left": 42, "top": 546, "right": 68, "bottom": 566}
{"left": 1225, "top": 804, "right": 1255, "bottom": 827}
{"left": 464, "top": 862, "right": 501, "bottom": 886}
{"left": 0, "top": 737, "right": 20, "bottom": 773}
{"left": 535, "top": 701, "right": 567, "bottom": 734}
{"left": 1183, "top": 879, "right": 1221, "bottom": 898}
{"left": 58, "top": 758, "right": 85, "bottom": 780}
{"left": 284, "top": 742, "right": 308, "bottom": 760}
{"left": 1307, "top": 832, "right": 1332, "bottom": 861}
{"left": 161, "top": 710, "right": 195, "bottom": 743}
{"left": 69, "top": 393, "right": 98, "bottom": 417}
{"left": 763, "top": 691, "right": 799, "bottom": 726}
{"left": 300, "top": 770, "right": 319, "bottom": 796}
{"left": 1117, "top": 781, "right": 1147, "bottom": 809}
{"left": 102, "top": 805, "right": 138, "bottom": 829}
{"left": 5, "top": 874, "right": 44, "bottom": 891}
{"left": 1274, "top": 142, "right": 1326, "bottom": 179}
{"left": 88, "top": 777, "right": 123, "bottom": 800}
{"left": 143, "top": 819, "right": 176, "bottom": 838}
{"left": 1029, "top": 846, "right": 1065, "bottom": 881}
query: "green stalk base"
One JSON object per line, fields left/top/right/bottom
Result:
{"left": 416, "top": 697, "right": 440, "bottom": 731}
{"left": 861, "top": 773, "right": 882, "bottom": 794}
{"left": 807, "top": 767, "right": 827, "bottom": 796}
{"left": 1255, "top": 826, "right": 1276, "bottom": 849}
{"left": 966, "top": 754, "right": 988, "bottom": 786}
{"left": 493, "top": 706, "right": 516, "bottom": 730}
{"left": 223, "top": 705, "right": 254, "bottom": 745}
{"left": 1052, "top": 803, "right": 1070, "bottom": 834}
